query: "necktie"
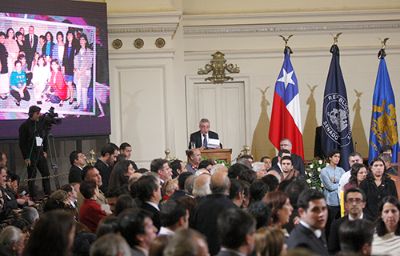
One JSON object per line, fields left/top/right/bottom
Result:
{"left": 30, "top": 36, "right": 33, "bottom": 48}
{"left": 203, "top": 134, "right": 207, "bottom": 148}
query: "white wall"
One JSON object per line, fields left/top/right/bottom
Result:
{"left": 107, "top": 8, "right": 400, "bottom": 167}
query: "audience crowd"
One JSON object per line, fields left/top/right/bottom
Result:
{"left": 0, "top": 140, "right": 399, "bottom": 256}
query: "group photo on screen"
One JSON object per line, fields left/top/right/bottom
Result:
{"left": 0, "top": 15, "right": 98, "bottom": 118}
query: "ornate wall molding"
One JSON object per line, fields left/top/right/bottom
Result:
{"left": 184, "top": 20, "right": 400, "bottom": 37}
{"left": 108, "top": 11, "right": 181, "bottom": 37}
{"left": 183, "top": 9, "right": 400, "bottom": 37}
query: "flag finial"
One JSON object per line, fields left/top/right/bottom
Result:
{"left": 378, "top": 38, "right": 389, "bottom": 59}
{"left": 279, "top": 35, "right": 293, "bottom": 54}
{"left": 332, "top": 32, "right": 342, "bottom": 45}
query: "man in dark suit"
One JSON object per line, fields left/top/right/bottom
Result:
{"left": 94, "top": 143, "right": 119, "bottom": 193}
{"left": 189, "top": 118, "right": 221, "bottom": 149}
{"left": 68, "top": 150, "right": 87, "bottom": 184}
{"left": 24, "top": 25, "right": 38, "bottom": 70}
{"left": 191, "top": 169, "right": 236, "bottom": 255}
{"left": 328, "top": 187, "right": 366, "bottom": 254}
{"left": 287, "top": 189, "right": 329, "bottom": 256}
{"left": 134, "top": 175, "right": 162, "bottom": 232}
{"left": 215, "top": 208, "right": 256, "bottom": 256}
{"left": 271, "top": 138, "right": 305, "bottom": 175}
{"left": 339, "top": 219, "right": 374, "bottom": 256}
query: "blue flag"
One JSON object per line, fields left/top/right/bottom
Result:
{"left": 321, "top": 44, "right": 354, "bottom": 170}
{"left": 368, "top": 54, "right": 399, "bottom": 164}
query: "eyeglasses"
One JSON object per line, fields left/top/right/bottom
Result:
{"left": 346, "top": 198, "right": 363, "bottom": 204}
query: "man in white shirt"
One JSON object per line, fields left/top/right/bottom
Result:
{"left": 338, "top": 152, "right": 363, "bottom": 197}
{"left": 159, "top": 199, "right": 189, "bottom": 236}
{"left": 328, "top": 188, "right": 366, "bottom": 254}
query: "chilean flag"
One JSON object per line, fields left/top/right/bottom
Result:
{"left": 269, "top": 47, "right": 304, "bottom": 159}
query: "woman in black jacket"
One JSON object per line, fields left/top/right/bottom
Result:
{"left": 360, "top": 158, "right": 397, "bottom": 220}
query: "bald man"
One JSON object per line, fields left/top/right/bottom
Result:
{"left": 191, "top": 168, "right": 236, "bottom": 255}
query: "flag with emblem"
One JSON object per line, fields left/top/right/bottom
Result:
{"left": 269, "top": 47, "right": 304, "bottom": 159}
{"left": 321, "top": 44, "right": 354, "bottom": 170}
{"left": 368, "top": 48, "right": 399, "bottom": 164}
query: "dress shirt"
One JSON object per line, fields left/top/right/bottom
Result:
{"left": 320, "top": 165, "right": 345, "bottom": 206}
{"left": 158, "top": 227, "right": 175, "bottom": 236}
{"left": 299, "top": 220, "right": 322, "bottom": 239}
{"left": 145, "top": 201, "right": 160, "bottom": 211}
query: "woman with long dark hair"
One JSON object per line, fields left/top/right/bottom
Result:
{"left": 42, "top": 31, "right": 55, "bottom": 59}
{"left": 343, "top": 163, "right": 368, "bottom": 191}
{"left": 23, "top": 210, "right": 75, "bottom": 256}
{"left": 74, "top": 33, "right": 93, "bottom": 111}
{"left": 360, "top": 158, "right": 397, "bottom": 220}
{"left": 62, "top": 30, "right": 78, "bottom": 105}
{"left": 107, "top": 160, "right": 135, "bottom": 196}
{"left": 372, "top": 196, "right": 400, "bottom": 255}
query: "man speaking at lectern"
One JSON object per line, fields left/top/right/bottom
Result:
{"left": 189, "top": 118, "right": 221, "bottom": 149}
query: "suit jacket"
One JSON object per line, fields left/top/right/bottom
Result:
{"left": 68, "top": 165, "right": 83, "bottom": 184}
{"left": 272, "top": 153, "right": 305, "bottom": 176}
{"left": 191, "top": 193, "right": 236, "bottom": 255}
{"left": 95, "top": 159, "right": 112, "bottom": 194}
{"left": 328, "top": 216, "right": 365, "bottom": 254}
{"left": 141, "top": 202, "right": 161, "bottom": 233}
{"left": 287, "top": 223, "right": 329, "bottom": 256}
{"left": 189, "top": 130, "right": 220, "bottom": 149}
{"left": 24, "top": 34, "right": 38, "bottom": 58}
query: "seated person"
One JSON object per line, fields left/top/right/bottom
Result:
{"left": 189, "top": 118, "right": 221, "bottom": 149}
{"left": 10, "top": 60, "right": 29, "bottom": 106}
{"left": 79, "top": 180, "right": 108, "bottom": 233}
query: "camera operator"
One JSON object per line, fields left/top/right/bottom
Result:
{"left": 18, "top": 105, "right": 51, "bottom": 200}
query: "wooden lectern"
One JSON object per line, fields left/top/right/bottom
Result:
{"left": 200, "top": 148, "right": 232, "bottom": 164}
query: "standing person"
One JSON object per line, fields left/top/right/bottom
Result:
{"left": 4, "top": 28, "right": 19, "bottom": 76}
{"left": 18, "top": 105, "right": 51, "bottom": 200}
{"left": 328, "top": 187, "right": 367, "bottom": 254}
{"left": 271, "top": 138, "right": 305, "bottom": 175}
{"left": 320, "top": 150, "right": 345, "bottom": 237}
{"left": 360, "top": 158, "right": 398, "bottom": 220}
{"left": 74, "top": 34, "right": 93, "bottom": 111}
{"left": 42, "top": 31, "right": 54, "bottom": 59}
{"left": 189, "top": 118, "right": 221, "bottom": 149}
{"left": 68, "top": 150, "right": 87, "bottom": 184}
{"left": 343, "top": 163, "right": 368, "bottom": 191}
{"left": 371, "top": 196, "right": 400, "bottom": 255}
{"left": 286, "top": 189, "right": 329, "bottom": 256}
{"left": 24, "top": 25, "right": 38, "bottom": 70}
{"left": 10, "top": 60, "right": 30, "bottom": 106}
{"left": 338, "top": 152, "right": 363, "bottom": 197}
{"left": 31, "top": 56, "right": 49, "bottom": 105}
{"left": 0, "top": 32, "right": 9, "bottom": 100}
{"left": 52, "top": 31, "right": 65, "bottom": 63}
{"left": 15, "top": 31, "right": 25, "bottom": 52}
{"left": 62, "top": 30, "right": 78, "bottom": 105}
{"left": 36, "top": 35, "right": 45, "bottom": 56}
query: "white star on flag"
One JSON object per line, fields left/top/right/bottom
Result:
{"left": 277, "top": 69, "right": 295, "bottom": 88}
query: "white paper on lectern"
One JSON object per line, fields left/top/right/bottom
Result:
{"left": 208, "top": 138, "right": 220, "bottom": 149}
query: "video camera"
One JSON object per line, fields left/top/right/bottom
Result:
{"left": 40, "top": 107, "right": 62, "bottom": 132}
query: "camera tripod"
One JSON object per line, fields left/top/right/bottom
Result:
{"left": 46, "top": 133, "right": 60, "bottom": 190}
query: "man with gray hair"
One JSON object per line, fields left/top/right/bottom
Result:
{"left": 189, "top": 118, "right": 221, "bottom": 149}
{"left": 192, "top": 173, "right": 212, "bottom": 198}
{"left": 90, "top": 233, "right": 131, "bottom": 256}
{"left": 192, "top": 168, "right": 236, "bottom": 255}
